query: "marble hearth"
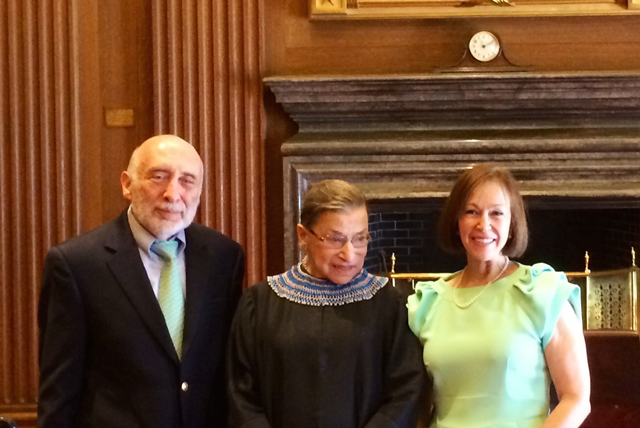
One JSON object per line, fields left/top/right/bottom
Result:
{"left": 264, "top": 72, "right": 640, "bottom": 271}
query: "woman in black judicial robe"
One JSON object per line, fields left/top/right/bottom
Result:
{"left": 227, "top": 180, "right": 426, "bottom": 428}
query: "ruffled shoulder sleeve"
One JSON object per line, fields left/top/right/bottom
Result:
{"left": 406, "top": 279, "right": 444, "bottom": 343}
{"left": 512, "top": 263, "right": 582, "bottom": 348}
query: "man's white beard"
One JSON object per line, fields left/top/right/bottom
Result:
{"left": 132, "top": 201, "right": 199, "bottom": 240}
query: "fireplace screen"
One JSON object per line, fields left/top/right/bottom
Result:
{"left": 582, "top": 268, "right": 638, "bottom": 331}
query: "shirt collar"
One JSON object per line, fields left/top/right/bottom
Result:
{"left": 127, "top": 207, "right": 186, "bottom": 255}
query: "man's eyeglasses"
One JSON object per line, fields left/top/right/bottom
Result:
{"left": 307, "top": 228, "right": 371, "bottom": 249}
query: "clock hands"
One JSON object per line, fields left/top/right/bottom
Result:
{"left": 480, "top": 39, "right": 496, "bottom": 49}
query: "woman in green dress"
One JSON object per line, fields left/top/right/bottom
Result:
{"left": 407, "top": 163, "right": 590, "bottom": 428}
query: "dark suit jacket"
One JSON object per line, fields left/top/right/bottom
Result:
{"left": 37, "top": 211, "right": 245, "bottom": 428}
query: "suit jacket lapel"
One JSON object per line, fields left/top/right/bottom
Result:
{"left": 181, "top": 225, "right": 210, "bottom": 359}
{"left": 105, "top": 212, "right": 180, "bottom": 364}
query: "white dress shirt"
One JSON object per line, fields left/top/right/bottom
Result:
{"left": 127, "top": 208, "right": 187, "bottom": 298}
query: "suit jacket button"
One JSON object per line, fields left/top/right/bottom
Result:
{"left": 181, "top": 382, "right": 189, "bottom": 392}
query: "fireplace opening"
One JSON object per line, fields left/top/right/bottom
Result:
{"left": 366, "top": 197, "right": 640, "bottom": 276}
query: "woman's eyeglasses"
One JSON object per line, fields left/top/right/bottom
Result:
{"left": 307, "top": 228, "right": 371, "bottom": 249}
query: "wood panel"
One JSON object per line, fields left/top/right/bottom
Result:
{"left": 99, "top": 0, "right": 155, "bottom": 224}
{"left": 264, "top": 1, "right": 640, "bottom": 75}
{"left": 0, "top": 0, "right": 101, "bottom": 426}
{"left": 152, "top": 0, "right": 265, "bottom": 285}
{"left": 580, "top": 332, "right": 640, "bottom": 428}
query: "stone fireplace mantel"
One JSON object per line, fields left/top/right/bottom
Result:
{"left": 264, "top": 72, "right": 640, "bottom": 268}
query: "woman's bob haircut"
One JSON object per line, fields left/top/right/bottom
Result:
{"left": 438, "top": 163, "right": 528, "bottom": 258}
{"left": 299, "top": 179, "right": 367, "bottom": 230}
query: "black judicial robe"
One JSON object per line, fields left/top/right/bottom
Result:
{"left": 227, "top": 276, "right": 426, "bottom": 428}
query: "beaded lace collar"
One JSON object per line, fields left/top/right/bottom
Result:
{"left": 268, "top": 263, "right": 388, "bottom": 307}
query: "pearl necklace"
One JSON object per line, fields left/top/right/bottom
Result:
{"left": 454, "top": 256, "right": 509, "bottom": 309}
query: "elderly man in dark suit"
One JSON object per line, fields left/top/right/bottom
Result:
{"left": 37, "top": 135, "right": 245, "bottom": 428}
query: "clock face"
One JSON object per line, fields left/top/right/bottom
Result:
{"left": 469, "top": 31, "right": 500, "bottom": 62}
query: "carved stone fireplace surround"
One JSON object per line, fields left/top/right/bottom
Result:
{"left": 265, "top": 73, "right": 640, "bottom": 425}
{"left": 264, "top": 72, "right": 640, "bottom": 269}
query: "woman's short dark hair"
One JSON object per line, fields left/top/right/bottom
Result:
{"left": 300, "top": 180, "right": 367, "bottom": 229}
{"left": 438, "top": 163, "right": 528, "bottom": 257}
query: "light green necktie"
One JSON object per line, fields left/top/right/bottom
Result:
{"left": 151, "top": 239, "right": 184, "bottom": 359}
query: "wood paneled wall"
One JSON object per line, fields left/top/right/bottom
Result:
{"left": 0, "top": 0, "right": 264, "bottom": 425}
{"left": 264, "top": 1, "right": 640, "bottom": 75}
{"left": 150, "top": 0, "right": 264, "bottom": 283}
{"left": 0, "top": 0, "right": 101, "bottom": 425}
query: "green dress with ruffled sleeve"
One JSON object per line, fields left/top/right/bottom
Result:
{"left": 407, "top": 263, "right": 581, "bottom": 428}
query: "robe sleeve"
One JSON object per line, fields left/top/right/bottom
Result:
{"left": 364, "top": 288, "right": 429, "bottom": 428}
{"left": 227, "top": 286, "right": 272, "bottom": 428}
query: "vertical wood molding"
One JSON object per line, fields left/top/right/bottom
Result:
{"left": 152, "top": 0, "right": 265, "bottom": 285}
{"left": 23, "top": 0, "right": 41, "bottom": 406}
{"left": 0, "top": 0, "right": 100, "bottom": 425}
{"left": 0, "top": 0, "right": 11, "bottom": 410}
{"left": 243, "top": 0, "right": 264, "bottom": 282}
{"left": 212, "top": 0, "right": 231, "bottom": 232}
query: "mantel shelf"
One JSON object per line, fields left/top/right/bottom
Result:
{"left": 265, "top": 71, "right": 640, "bottom": 132}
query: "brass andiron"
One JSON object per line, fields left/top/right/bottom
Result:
{"left": 391, "top": 253, "right": 396, "bottom": 287}
{"left": 632, "top": 247, "right": 636, "bottom": 267}
{"left": 584, "top": 251, "right": 590, "bottom": 274}
{"left": 387, "top": 254, "right": 448, "bottom": 289}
